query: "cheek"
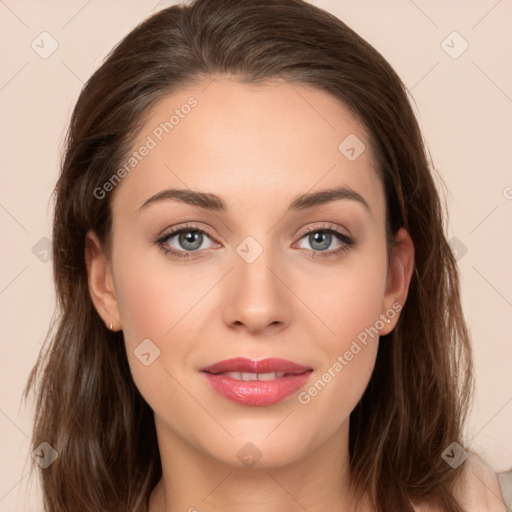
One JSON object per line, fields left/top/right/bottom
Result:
{"left": 309, "top": 247, "right": 388, "bottom": 345}
{"left": 111, "top": 244, "right": 223, "bottom": 401}
{"left": 113, "top": 269, "right": 196, "bottom": 427}
{"left": 297, "top": 338, "right": 379, "bottom": 446}
{"left": 116, "top": 271, "right": 172, "bottom": 342}
{"left": 297, "top": 245, "right": 386, "bottom": 414}
{"left": 113, "top": 242, "right": 204, "bottom": 342}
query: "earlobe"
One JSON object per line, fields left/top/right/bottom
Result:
{"left": 84, "top": 230, "right": 121, "bottom": 331}
{"left": 379, "top": 228, "right": 415, "bottom": 335}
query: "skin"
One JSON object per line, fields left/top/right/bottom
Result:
{"left": 85, "top": 77, "right": 416, "bottom": 511}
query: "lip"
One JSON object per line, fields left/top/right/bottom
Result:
{"left": 200, "top": 358, "right": 313, "bottom": 406}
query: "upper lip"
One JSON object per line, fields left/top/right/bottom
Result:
{"left": 200, "top": 357, "right": 312, "bottom": 375}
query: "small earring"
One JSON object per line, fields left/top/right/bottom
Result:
{"left": 109, "top": 321, "right": 113, "bottom": 331}
{"left": 386, "top": 318, "right": 391, "bottom": 324}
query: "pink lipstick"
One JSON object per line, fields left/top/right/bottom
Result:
{"left": 200, "top": 357, "right": 313, "bottom": 406}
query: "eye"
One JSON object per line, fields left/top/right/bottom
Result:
{"left": 155, "top": 222, "right": 355, "bottom": 260}
{"left": 294, "top": 224, "right": 355, "bottom": 259}
{"left": 156, "top": 224, "right": 216, "bottom": 259}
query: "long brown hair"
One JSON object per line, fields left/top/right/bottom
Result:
{"left": 24, "top": 0, "right": 473, "bottom": 510}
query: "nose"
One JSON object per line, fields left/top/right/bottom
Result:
{"left": 222, "top": 247, "right": 293, "bottom": 335}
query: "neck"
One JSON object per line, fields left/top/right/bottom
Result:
{"left": 149, "top": 418, "right": 370, "bottom": 512}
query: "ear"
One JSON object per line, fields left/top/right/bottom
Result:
{"left": 84, "top": 230, "right": 121, "bottom": 331}
{"left": 379, "top": 228, "right": 415, "bottom": 335}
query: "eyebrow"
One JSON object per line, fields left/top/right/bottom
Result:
{"left": 139, "top": 185, "right": 370, "bottom": 213}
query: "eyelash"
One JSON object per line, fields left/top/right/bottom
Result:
{"left": 155, "top": 222, "right": 355, "bottom": 260}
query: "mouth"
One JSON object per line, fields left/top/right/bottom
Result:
{"left": 200, "top": 358, "right": 313, "bottom": 406}
{"left": 208, "top": 370, "right": 302, "bottom": 381}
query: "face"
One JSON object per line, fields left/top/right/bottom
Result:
{"left": 86, "top": 77, "right": 413, "bottom": 469}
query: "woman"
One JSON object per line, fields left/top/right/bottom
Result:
{"left": 24, "top": 0, "right": 506, "bottom": 510}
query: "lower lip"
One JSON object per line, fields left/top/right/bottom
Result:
{"left": 202, "top": 371, "right": 313, "bottom": 406}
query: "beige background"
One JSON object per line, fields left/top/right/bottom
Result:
{"left": 1, "top": 0, "right": 511, "bottom": 509}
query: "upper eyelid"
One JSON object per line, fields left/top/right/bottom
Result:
{"left": 158, "top": 223, "right": 218, "bottom": 242}
{"left": 295, "top": 222, "right": 351, "bottom": 238}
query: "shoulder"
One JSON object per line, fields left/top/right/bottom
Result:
{"left": 412, "top": 452, "right": 507, "bottom": 512}
{"left": 452, "top": 452, "right": 507, "bottom": 511}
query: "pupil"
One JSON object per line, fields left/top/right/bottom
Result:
{"left": 181, "top": 230, "right": 201, "bottom": 250}
{"left": 311, "top": 231, "right": 330, "bottom": 251}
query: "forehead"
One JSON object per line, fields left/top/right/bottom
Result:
{"left": 111, "top": 77, "right": 385, "bottom": 220}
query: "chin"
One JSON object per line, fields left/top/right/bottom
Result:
{"left": 201, "top": 428, "right": 314, "bottom": 470}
